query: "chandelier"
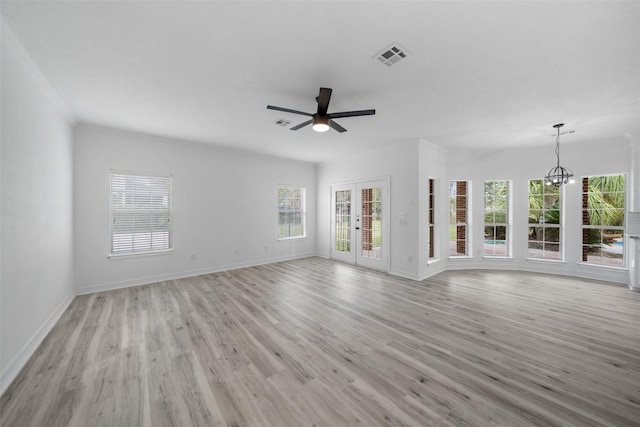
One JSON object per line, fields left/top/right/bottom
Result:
{"left": 544, "top": 123, "right": 574, "bottom": 186}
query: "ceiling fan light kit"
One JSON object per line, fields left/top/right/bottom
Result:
{"left": 312, "top": 115, "right": 330, "bottom": 132}
{"left": 267, "top": 87, "right": 375, "bottom": 133}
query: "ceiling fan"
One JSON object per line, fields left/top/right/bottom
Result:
{"left": 267, "top": 87, "right": 375, "bottom": 133}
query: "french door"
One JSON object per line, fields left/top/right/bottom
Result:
{"left": 330, "top": 178, "right": 389, "bottom": 271}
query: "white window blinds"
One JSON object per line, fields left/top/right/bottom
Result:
{"left": 110, "top": 172, "right": 173, "bottom": 255}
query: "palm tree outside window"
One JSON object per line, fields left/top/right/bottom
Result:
{"left": 581, "top": 174, "right": 625, "bottom": 266}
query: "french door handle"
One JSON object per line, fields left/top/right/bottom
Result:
{"left": 355, "top": 227, "right": 360, "bottom": 230}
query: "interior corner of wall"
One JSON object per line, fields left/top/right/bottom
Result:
{"left": 1, "top": 17, "right": 74, "bottom": 123}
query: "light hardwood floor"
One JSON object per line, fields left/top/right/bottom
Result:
{"left": 2, "top": 258, "right": 640, "bottom": 426}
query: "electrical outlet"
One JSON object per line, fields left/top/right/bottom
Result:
{"left": 408, "top": 256, "right": 413, "bottom": 263}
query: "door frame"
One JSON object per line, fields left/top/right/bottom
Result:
{"left": 329, "top": 177, "right": 390, "bottom": 272}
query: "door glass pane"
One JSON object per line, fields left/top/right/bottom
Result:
{"left": 361, "top": 187, "right": 382, "bottom": 260}
{"left": 335, "top": 190, "right": 351, "bottom": 253}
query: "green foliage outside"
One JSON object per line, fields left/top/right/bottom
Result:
{"left": 279, "top": 223, "right": 303, "bottom": 238}
{"left": 528, "top": 179, "right": 560, "bottom": 244}
{"left": 335, "top": 240, "right": 350, "bottom": 252}
{"left": 584, "top": 175, "right": 624, "bottom": 227}
{"left": 449, "top": 225, "right": 456, "bottom": 240}
{"left": 484, "top": 181, "right": 508, "bottom": 241}
{"left": 583, "top": 175, "right": 625, "bottom": 247}
{"left": 526, "top": 175, "right": 625, "bottom": 248}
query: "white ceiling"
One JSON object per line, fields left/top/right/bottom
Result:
{"left": 2, "top": 1, "right": 640, "bottom": 163}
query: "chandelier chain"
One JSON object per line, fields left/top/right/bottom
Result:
{"left": 555, "top": 131, "right": 561, "bottom": 168}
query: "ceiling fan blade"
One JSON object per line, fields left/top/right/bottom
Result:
{"left": 266, "top": 105, "right": 313, "bottom": 117}
{"left": 316, "top": 87, "right": 332, "bottom": 116}
{"left": 329, "top": 120, "right": 347, "bottom": 133}
{"left": 290, "top": 119, "right": 313, "bottom": 131}
{"left": 329, "top": 109, "right": 376, "bottom": 119}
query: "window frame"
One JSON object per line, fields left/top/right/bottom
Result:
{"left": 527, "top": 179, "right": 563, "bottom": 261}
{"left": 449, "top": 180, "right": 470, "bottom": 257}
{"left": 580, "top": 174, "right": 626, "bottom": 267}
{"left": 483, "top": 180, "right": 511, "bottom": 257}
{"left": 428, "top": 178, "right": 436, "bottom": 260}
{"left": 109, "top": 170, "right": 173, "bottom": 258}
{"left": 278, "top": 184, "right": 307, "bottom": 241}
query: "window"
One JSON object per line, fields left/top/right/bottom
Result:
{"left": 361, "top": 186, "right": 383, "bottom": 259}
{"left": 428, "top": 179, "right": 435, "bottom": 258}
{"left": 278, "top": 184, "right": 306, "bottom": 239}
{"left": 484, "top": 180, "right": 510, "bottom": 256}
{"left": 528, "top": 180, "right": 562, "bottom": 260}
{"left": 335, "top": 190, "right": 351, "bottom": 253}
{"left": 449, "top": 180, "right": 469, "bottom": 256}
{"left": 110, "top": 171, "right": 172, "bottom": 256}
{"left": 581, "top": 174, "right": 625, "bottom": 266}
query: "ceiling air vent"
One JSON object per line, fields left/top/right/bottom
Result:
{"left": 273, "top": 118, "right": 292, "bottom": 127}
{"left": 374, "top": 43, "right": 409, "bottom": 67}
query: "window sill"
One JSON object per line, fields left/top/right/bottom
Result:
{"left": 108, "top": 249, "right": 174, "bottom": 260}
{"left": 576, "top": 262, "right": 627, "bottom": 271}
{"left": 278, "top": 236, "right": 307, "bottom": 242}
{"left": 526, "top": 258, "right": 566, "bottom": 264}
{"left": 448, "top": 255, "right": 474, "bottom": 261}
{"left": 482, "top": 256, "right": 513, "bottom": 260}
{"left": 427, "top": 258, "right": 440, "bottom": 265}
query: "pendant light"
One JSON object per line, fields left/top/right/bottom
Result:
{"left": 544, "top": 123, "right": 574, "bottom": 186}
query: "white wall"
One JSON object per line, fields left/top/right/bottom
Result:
{"left": 446, "top": 137, "right": 633, "bottom": 283}
{"left": 317, "top": 140, "right": 421, "bottom": 278}
{"left": 1, "top": 23, "right": 75, "bottom": 393}
{"left": 73, "top": 124, "right": 317, "bottom": 293}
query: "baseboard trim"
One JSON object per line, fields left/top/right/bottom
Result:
{"left": 417, "top": 269, "right": 445, "bottom": 282}
{"left": 75, "top": 252, "right": 319, "bottom": 295}
{"left": 0, "top": 292, "right": 75, "bottom": 396}
{"left": 389, "top": 269, "right": 420, "bottom": 281}
{"left": 446, "top": 260, "right": 628, "bottom": 285}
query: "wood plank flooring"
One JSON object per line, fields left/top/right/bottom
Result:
{"left": 2, "top": 257, "right": 640, "bottom": 426}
